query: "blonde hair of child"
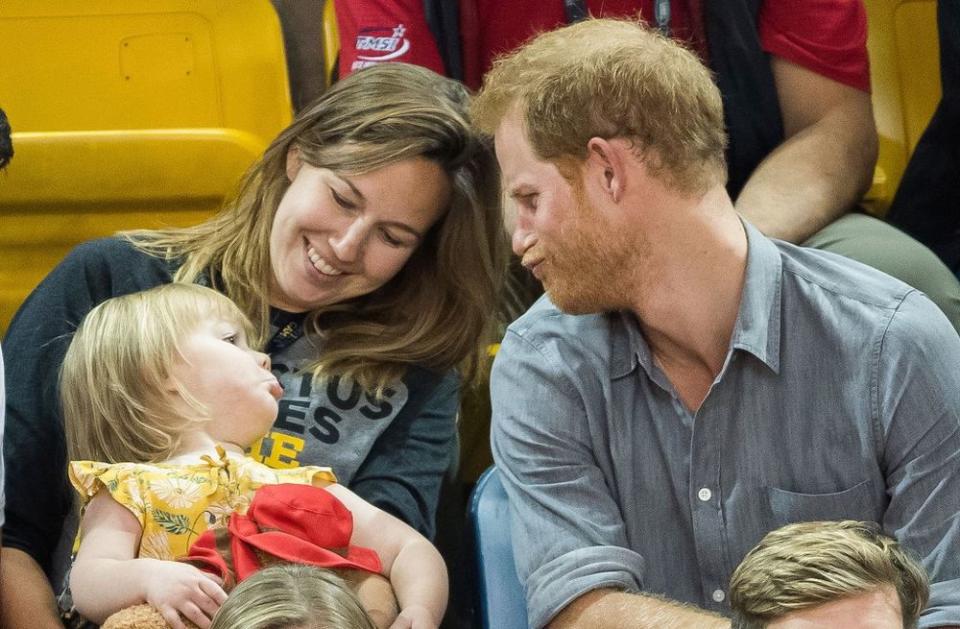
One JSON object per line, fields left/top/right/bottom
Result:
{"left": 61, "top": 283, "right": 256, "bottom": 464}
{"left": 209, "top": 563, "right": 376, "bottom": 629}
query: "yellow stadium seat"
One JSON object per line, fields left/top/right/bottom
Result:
{"left": 323, "top": 0, "right": 341, "bottom": 87}
{"left": 0, "top": 0, "right": 293, "bottom": 334}
{"left": 863, "top": 0, "right": 941, "bottom": 215}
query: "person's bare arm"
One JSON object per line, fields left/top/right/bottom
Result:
{"left": 338, "top": 569, "right": 399, "bottom": 629}
{"left": 548, "top": 589, "right": 730, "bottom": 629}
{"left": 0, "top": 546, "right": 64, "bottom": 629}
{"left": 326, "top": 483, "right": 447, "bottom": 629}
{"left": 70, "top": 492, "right": 226, "bottom": 629}
{"left": 735, "top": 56, "right": 878, "bottom": 243}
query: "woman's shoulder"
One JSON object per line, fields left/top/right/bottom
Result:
{"left": 65, "top": 236, "right": 169, "bottom": 274}
{"left": 44, "top": 236, "right": 175, "bottom": 302}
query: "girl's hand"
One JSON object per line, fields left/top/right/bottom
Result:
{"left": 388, "top": 605, "right": 439, "bottom": 629}
{"left": 142, "top": 560, "right": 228, "bottom": 629}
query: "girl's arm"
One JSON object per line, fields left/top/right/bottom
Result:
{"left": 70, "top": 490, "right": 228, "bottom": 629}
{"left": 2, "top": 239, "right": 172, "bottom": 626}
{"left": 326, "top": 484, "right": 448, "bottom": 629}
{"left": 338, "top": 569, "right": 400, "bottom": 629}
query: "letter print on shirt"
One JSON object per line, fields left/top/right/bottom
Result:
{"left": 249, "top": 356, "right": 408, "bottom": 486}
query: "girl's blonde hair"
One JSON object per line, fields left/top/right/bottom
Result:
{"left": 209, "top": 564, "right": 376, "bottom": 629}
{"left": 61, "top": 283, "right": 255, "bottom": 463}
{"left": 126, "top": 63, "right": 506, "bottom": 394}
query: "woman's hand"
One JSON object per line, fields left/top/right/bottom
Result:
{"left": 141, "top": 560, "right": 227, "bottom": 629}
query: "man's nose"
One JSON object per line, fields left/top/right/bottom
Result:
{"left": 512, "top": 225, "right": 533, "bottom": 257}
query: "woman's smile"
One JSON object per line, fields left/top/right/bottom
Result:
{"left": 268, "top": 156, "right": 450, "bottom": 312}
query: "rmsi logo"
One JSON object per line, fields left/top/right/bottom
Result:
{"left": 352, "top": 24, "right": 410, "bottom": 70}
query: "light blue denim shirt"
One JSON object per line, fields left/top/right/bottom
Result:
{"left": 491, "top": 221, "right": 960, "bottom": 629}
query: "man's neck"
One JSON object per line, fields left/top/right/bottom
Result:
{"left": 625, "top": 186, "right": 748, "bottom": 410}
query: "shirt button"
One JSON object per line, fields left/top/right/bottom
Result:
{"left": 712, "top": 589, "right": 725, "bottom": 603}
{"left": 697, "top": 487, "right": 712, "bottom": 501}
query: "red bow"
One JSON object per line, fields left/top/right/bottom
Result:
{"left": 183, "top": 483, "right": 382, "bottom": 589}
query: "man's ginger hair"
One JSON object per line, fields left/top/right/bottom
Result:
{"left": 472, "top": 17, "right": 727, "bottom": 193}
{"left": 730, "top": 520, "right": 929, "bottom": 629}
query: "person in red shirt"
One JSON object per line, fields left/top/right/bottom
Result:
{"left": 336, "top": 0, "right": 960, "bottom": 330}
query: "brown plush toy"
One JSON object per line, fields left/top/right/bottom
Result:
{"left": 100, "top": 604, "right": 200, "bottom": 629}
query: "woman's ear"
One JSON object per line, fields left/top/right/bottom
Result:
{"left": 286, "top": 146, "right": 302, "bottom": 182}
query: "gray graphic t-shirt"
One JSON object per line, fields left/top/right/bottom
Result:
{"left": 249, "top": 332, "right": 409, "bottom": 485}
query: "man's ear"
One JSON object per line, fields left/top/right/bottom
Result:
{"left": 586, "top": 137, "right": 627, "bottom": 203}
{"left": 286, "top": 146, "right": 302, "bottom": 182}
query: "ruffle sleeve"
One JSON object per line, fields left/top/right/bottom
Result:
{"left": 68, "top": 460, "right": 149, "bottom": 526}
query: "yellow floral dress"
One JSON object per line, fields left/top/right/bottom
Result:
{"left": 69, "top": 446, "right": 336, "bottom": 561}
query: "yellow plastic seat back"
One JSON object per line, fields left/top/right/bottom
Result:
{"left": 323, "top": 0, "right": 341, "bottom": 86}
{"left": 0, "top": 0, "right": 293, "bottom": 334}
{"left": 863, "top": 0, "right": 941, "bottom": 215}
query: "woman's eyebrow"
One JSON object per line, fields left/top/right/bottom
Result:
{"left": 335, "top": 174, "right": 366, "bottom": 204}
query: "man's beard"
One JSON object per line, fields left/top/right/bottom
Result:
{"left": 543, "top": 196, "right": 639, "bottom": 315}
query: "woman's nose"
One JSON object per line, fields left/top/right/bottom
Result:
{"left": 330, "top": 217, "right": 366, "bottom": 263}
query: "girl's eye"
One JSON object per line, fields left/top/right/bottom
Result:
{"left": 223, "top": 334, "right": 238, "bottom": 345}
{"left": 331, "top": 188, "right": 357, "bottom": 210}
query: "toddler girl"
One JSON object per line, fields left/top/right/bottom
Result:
{"left": 61, "top": 284, "right": 446, "bottom": 629}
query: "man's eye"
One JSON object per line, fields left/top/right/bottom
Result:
{"left": 519, "top": 194, "right": 538, "bottom": 209}
{"left": 380, "top": 229, "right": 406, "bottom": 247}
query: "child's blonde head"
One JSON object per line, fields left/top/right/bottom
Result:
{"left": 209, "top": 563, "right": 376, "bottom": 629}
{"left": 61, "top": 283, "right": 255, "bottom": 463}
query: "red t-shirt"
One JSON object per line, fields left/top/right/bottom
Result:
{"left": 759, "top": 0, "right": 870, "bottom": 91}
{"left": 335, "top": 0, "right": 869, "bottom": 94}
{"left": 468, "top": 0, "right": 693, "bottom": 88}
{"left": 334, "top": 0, "right": 446, "bottom": 78}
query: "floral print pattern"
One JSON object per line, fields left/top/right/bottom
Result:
{"left": 69, "top": 446, "right": 335, "bottom": 560}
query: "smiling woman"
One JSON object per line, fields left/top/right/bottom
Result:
{"left": 132, "top": 62, "right": 505, "bottom": 393}
{"left": 1, "top": 62, "right": 505, "bottom": 628}
{"left": 268, "top": 156, "right": 450, "bottom": 315}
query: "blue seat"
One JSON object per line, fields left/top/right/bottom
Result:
{"left": 469, "top": 466, "right": 529, "bottom": 629}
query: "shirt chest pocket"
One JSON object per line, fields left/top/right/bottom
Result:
{"left": 765, "top": 478, "right": 883, "bottom": 528}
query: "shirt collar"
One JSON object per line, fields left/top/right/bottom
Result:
{"left": 611, "top": 219, "right": 782, "bottom": 379}
{"left": 729, "top": 220, "right": 782, "bottom": 373}
{"left": 612, "top": 310, "right": 647, "bottom": 379}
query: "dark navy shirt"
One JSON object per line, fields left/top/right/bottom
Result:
{"left": 2, "top": 237, "right": 456, "bottom": 583}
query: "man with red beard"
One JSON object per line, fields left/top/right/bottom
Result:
{"left": 473, "top": 18, "right": 960, "bottom": 629}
